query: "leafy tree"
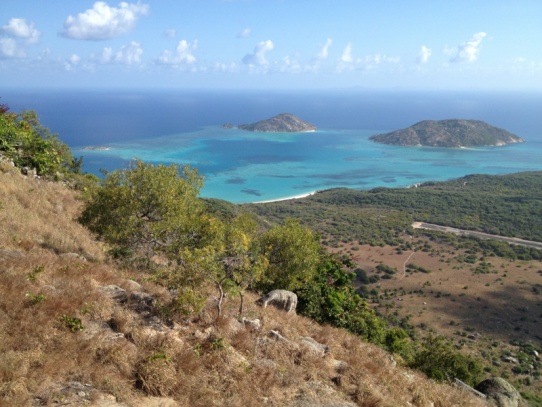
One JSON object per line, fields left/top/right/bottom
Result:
{"left": 79, "top": 160, "right": 204, "bottom": 266}
{"left": 0, "top": 107, "right": 75, "bottom": 176}
{"left": 259, "top": 218, "right": 320, "bottom": 291}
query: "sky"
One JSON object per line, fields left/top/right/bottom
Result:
{"left": 1, "top": 0, "right": 541, "bottom": 91}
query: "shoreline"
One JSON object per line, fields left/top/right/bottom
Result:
{"left": 251, "top": 191, "right": 317, "bottom": 204}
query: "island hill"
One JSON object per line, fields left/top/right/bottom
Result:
{"left": 224, "top": 113, "right": 317, "bottom": 133}
{"left": 369, "top": 119, "right": 525, "bottom": 148}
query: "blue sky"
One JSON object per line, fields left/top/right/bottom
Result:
{"left": 1, "top": 0, "right": 541, "bottom": 90}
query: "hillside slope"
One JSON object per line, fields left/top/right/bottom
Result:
{"left": 0, "top": 162, "right": 487, "bottom": 406}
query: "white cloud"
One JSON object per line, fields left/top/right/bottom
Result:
{"left": 101, "top": 41, "right": 143, "bottom": 64}
{"left": 417, "top": 45, "right": 431, "bottom": 64}
{"left": 164, "top": 28, "right": 177, "bottom": 39}
{"left": 340, "top": 43, "right": 353, "bottom": 64}
{"left": 315, "top": 38, "right": 332, "bottom": 61}
{"left": 360, "top": 53, "right": 400, "bottom": 71}
{"left": 0, "top": 38, "right": 25, "bottom": 58}
{"left": 157, "top": 40, "right": 197, "bottom": 66}
{"left": 61, "top": 1, "right": 150, "bottom": 41}
{"left": 65, "top": 53, "right": 81, "bottom": 70}
{"left": 275, "top": 55, "right": 303, "bottom": 74}
{"left": 242, "top": 40, "right": 274, "bottom": 66}
{"left": 237, "top": 28, "right": 252, "bottom": 38}
{"left": 450, "top": 32, "right": 487, "bottom": 63}
{"left": 2, "top": 18, "right": 40, "bottom": 43}
{"left": 0, "top": 18, "right": 41, "bottom": 58}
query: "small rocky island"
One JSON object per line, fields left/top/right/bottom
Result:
{"left": 225, "top": 113, "right": 317, "bottom": 133}
{"left": 369, "top": 119, "right": 524, "bottom": 148}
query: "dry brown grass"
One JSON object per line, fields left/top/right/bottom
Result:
{"left": 0, "top": 170, "right": 489, "bottom": 406}
{"left": 0, "top": 168, "right": 103, "bottom": 260}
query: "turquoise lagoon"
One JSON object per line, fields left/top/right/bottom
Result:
{"left": 4, "top": 89, "right": 542, "bottom": 204}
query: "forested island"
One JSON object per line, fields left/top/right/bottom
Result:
{"left": 370, "top": 119, "right": 525, "bottom": 147}
{"left": 225, "top": 113, "right": 317, "bottom": 132}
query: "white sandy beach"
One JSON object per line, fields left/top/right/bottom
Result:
{"left": 253, "top": 191, "right": 317, "bottom": 204}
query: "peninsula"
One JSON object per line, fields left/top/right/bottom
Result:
{"left": 369, "top": 119, "right": 525, "bottom": 148}
{"left": 227, "top": 113, "right": 317, "bottom": 133}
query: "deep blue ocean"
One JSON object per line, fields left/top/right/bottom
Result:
{"left": 3, "top": 89, "right": 542, "bottom": 203}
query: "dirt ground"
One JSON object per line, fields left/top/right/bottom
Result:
{"left": 330, "top": 236, "right": 542, "bottom": 342}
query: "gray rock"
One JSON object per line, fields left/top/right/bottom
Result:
{"left": 99, "top": 285, "right": 128, "bottom": 301}
{"left": 59, "top": 252, "right": 87, "bottom": 261}
{"left": 256, "top": 289, "right": 298, "bottom": 313}
{"left": 268, "top": 330, "right": 288, "bottom": 341}
{"left": 242, "top": 317, "right": 261, "bottom": 331}
{"left": 124, "top": 279, "right": 142, "bottom": 291}
{"left": 501, "top": 356, "right": 519, "bottom": 364}
{"left": 475, "top": 377, "right": 522, "bottom": 407}
{"left": 299, "top": 336, "right": 329, "bottom": 357}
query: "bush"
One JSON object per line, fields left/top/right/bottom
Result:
{"left": 410, "top": 334, "right": 483, "bottom": 386}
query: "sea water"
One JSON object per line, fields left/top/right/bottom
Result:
{"left": 3, "top": 89, "right": 542, "bottom": 203}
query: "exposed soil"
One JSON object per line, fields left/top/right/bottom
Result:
{"left": 328, "top": 234, "right": 542, "bottom": 399}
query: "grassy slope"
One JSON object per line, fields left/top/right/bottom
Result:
{"left": 0, "top": 162, "right": 486, "bottom": 406}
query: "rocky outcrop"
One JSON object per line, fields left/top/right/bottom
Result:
{"left": 370, "top": 119, "right": 524, "bottom": 147}
{"left": 235, "top": 113, "right": 317, "bottom": 133}
{"left": 475, "top": 377, "right": 523, "bottom": 407}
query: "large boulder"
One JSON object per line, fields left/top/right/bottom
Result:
{"left": 474, "top": 377, "right": 522, "bottom": 407}
{"left": 256, "top": 289, "right": 298, "bottom": 313}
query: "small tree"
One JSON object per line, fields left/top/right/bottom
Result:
{"left": 79, "top": 160, "right": 204, "bottom": 266}
{"left": 219, "top": 214, "right": 267, "bottom": 317}
{"left": 260, "top": 218, "right": 320, "bottom": 292}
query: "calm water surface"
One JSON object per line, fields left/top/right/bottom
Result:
{"left": 4, "top": 89, "right": 541, "bottom": 203}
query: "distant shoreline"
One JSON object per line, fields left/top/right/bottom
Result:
{"left": 252, "top": 191, "right": 317, "bottom": 204}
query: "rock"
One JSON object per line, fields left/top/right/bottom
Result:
{"left": 475, "top": 377, "right": 522, "bottom": 407}
{"left": 128, "top": 292, "right": 155, "bottom": 315}
{"left": 268, "top": 330, "right": 288, "bottom": 341}
{"left": 501, "top": 356, "right": 519, "bottom": 364}
{"left": 99, "top": 285, "right": 156, "bottom": 317}
{"left": 242, "top": 317, "right": 261, "bottom": 331}
{"left": 34, "top": 381, "right": 129, "bottom": 406}
{"left": 388, "top": 354, "right": 397, "bottom": 368}
{"left": 454, "top": 378, "right": 487, "bottom": 400}
{"left": 100, "top": 285, "right": 128, "bottom": 301}
{"left": 194, "top": 326, "right": 214, "bottom": 341}
{"left": 124, "top": 279, "right": 142, "bottom": 291}
{"left": 299, "top": 336, "right": 329, "bottom": 357}
{"left": 59, "top": 252, "right": 87, "bottom": 261}
{"left": 256, "top": 289, "right": 298, "bottom": 313}
{"left": 21, "top": 166, "right": 38, "bottom": 177}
